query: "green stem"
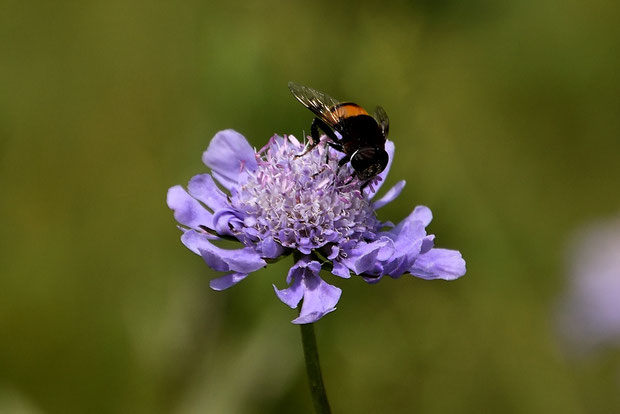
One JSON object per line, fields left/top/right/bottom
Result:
{"left": 300, "top": 323, "right": 332, "bottom": 414}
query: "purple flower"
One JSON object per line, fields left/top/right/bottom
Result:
{"left": 556, "top": 216, "right": 620, "bottom": 352}
{"left": 167, "top": 129, "right": 466, "bottom": 323}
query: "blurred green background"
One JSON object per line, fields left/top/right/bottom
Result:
{"left": 2, "top": 0, "right": 620, "bottom": 413}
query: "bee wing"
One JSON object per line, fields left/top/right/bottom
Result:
{"left": 374, "top": 106, "right": 389, "bottom": 140}
{"left": 288, "top": 81, "right": 341, "bottom": 127}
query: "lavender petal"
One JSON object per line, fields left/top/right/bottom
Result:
{"left": 212, "top": 209, "right": 245, "bottom": 237}
{"left": 202, "top": 129, "right": 258, "bottom": 188}
{"left": 331, "top": 260, "right": 352, "bottom": 279}
{"left": 343, "top": 238, "right": 395, "bottom": 275}
{"left": 293, "top": 275, "right": 341, "bottom": 324}
{"left": 210, "top": 272, "right": 249, "bottom": 291}
{"left": 188, "top": 173, "right": 230, "bottom": 212}
{"left": 274, "top": 257, "right": 342, "bottom": 323}
{"left": 257, "top": 236, "right": 285, "bottom": 259}
{"left": 372, "top": 180, "right": 406, "bottom": 210}
{"left": 273, "top": 279, "right": 304, "bottom": 309}
{"left": 167, "top": 185, "right": 213, "bottom": 229}
{"left": 181, "top": 229, "right": 219, "bottom": 255}
{"left": 198, "top": 241, "right": 266, "bottom": 273}
{"left": 409, "top": 248, "right": 466, "bottom": 280}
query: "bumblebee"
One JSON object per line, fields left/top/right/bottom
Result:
{"left": 288, "top": 81, "right": 389, "bottom": 181}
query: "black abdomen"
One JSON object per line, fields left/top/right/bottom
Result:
{"left": 335, "top": 115, "right": 383, "bottom": 154}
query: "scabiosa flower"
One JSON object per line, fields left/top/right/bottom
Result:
{"left": 167, "top": 129, "right": 466, "bottom": 324}
{"left": 556, "top": 215, "right": 620, "bottom": 352}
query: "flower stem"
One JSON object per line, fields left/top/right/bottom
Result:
{"left": 300, "top": 323, "right": 332, "bottom": 414}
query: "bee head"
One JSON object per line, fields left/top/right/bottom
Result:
{"left": 350, "top": 147, "right": 389, "bottom": 181}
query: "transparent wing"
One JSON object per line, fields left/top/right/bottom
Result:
{"left": 374, "top": 106, "right": 389, "bottom": 140}
{"left": 288, "top": 81, "right": 341, "bottom": 127}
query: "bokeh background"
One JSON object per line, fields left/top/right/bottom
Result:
{"left": 2, "top": 0, "right": 620, "bottom": 413}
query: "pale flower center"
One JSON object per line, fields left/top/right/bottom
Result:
{"left": 231, "top": 136, "right": 378, "bottom": 250}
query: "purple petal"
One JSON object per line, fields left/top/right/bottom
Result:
{"left": 386, "top": 235, "right": 434, "bottom": 277}
{"left": 181, "top": 229, "right": 219, "bottom": 255}
{"left": 273, "top": 277, "right": 304, "bottom": 309}
{"left": 273, "top": 259, "right": 317, "bottom": 308}
{"left": 257, "top": 236, "right": 285, "bottom": 259}
{"left": 202, "top": 130, "right": 258, "bottom": 188}
{"left": 188, "top": 174, "right": 230, "bottom": 212}
{"left": 377, "top": 206, "right": 437, "bottom": 278}
{"left": 372, "top": 180, "right": 406, "bottom": 210}
{"left": 327, "top": 245, "right": 340, "bottom": 260}
{"left": 362, "top": 274, "right": 384, "bottom": 284}
{"left": 365, "top": 140, "right": 395, "bottom": 199}
{"left": 377, "top": 254, "right": 409, "bottom": 278}
{"left": 210, "top": 171, "right": 238, "bottom": 191}
{"left": 384, "top": 206, "right": 433, "bottom": 251}
{"left": 343, "top": 206, "right": 435, "bottom": 283}
{"left": 293, "top": 280, "right": 341, "bottom": 324}
{"left": 290, "top": 259, "right": 321, "bottom": 284}
{"left": 273, "top": 257, "right": 342, "bottom": 323}
{"left": 342, "top": 238, "right": 395, "bottom": 275}
{"left": 212, "top": 209, "right": 245, "bottom": 237}
{"left": 376, "top": 205, "right": 453, "bottom": 279}
{"left": 210, "top": 272, "right": 248, "bottom": 291}
{"left": 167, "top": 185, "right": 213, "bottom": 229}
{"left": 197, "top": 239, "right": 266, "bottom": 273}
{"left": 421, "top": 235, "right": 434, "bottom": 254}
{"left": 409, "top": 248, "right": 466, "bottom": 280}
{"left": 412, "top": 205, "right": 433, "bottom": 227}
{"left": 331, "top": 260, "right": 351, "bottom": 279}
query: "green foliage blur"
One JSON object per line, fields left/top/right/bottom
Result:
{"left": 2, "top": 0, "right": 620, "bottom": 413}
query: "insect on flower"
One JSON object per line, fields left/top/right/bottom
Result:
{"left": 289, "top": 82, "right": 389, "bottom": 182}
{"left": 167, "top": 83, "right": 466, "bottom": 324}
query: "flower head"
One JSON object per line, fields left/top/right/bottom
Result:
{"left": 168, "top": 130, "right": 466, "bottom": 323}
{"left": 556, "top": 216, "right": 620, "bottom": 352}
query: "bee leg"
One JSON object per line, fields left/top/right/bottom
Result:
{"left": 335, "top": 153, "right": 351, "bottom": 175}
{"left": 318, "top": 124, "right": 343, "bottom": 163}
{"left": 296, "top": 118, "right": 339, "bottom": 158}
{"left": 315, "top": 118, "right": 340, "bottom": 143}
{"left": 322, "top": 141, "right": 341, "bottom": 164}
{"left": 295, "top": 118, "right": 322, "bottom": 157}
{"left": 360, "top": 179, "right": 373, "bottom": 192}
